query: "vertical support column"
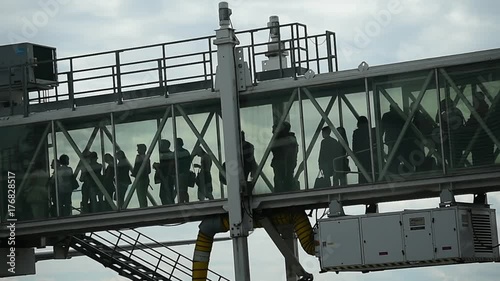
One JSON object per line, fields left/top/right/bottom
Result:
{"left": 215, "top": 112, "right": 225, "bottom": 198}
{"left": 279, "top": 224, "right": 299, "bottom": 281}
{"left": 298, "top": 88, "right": 309, "bottom": 190}
{"left": 214, "top": 3, "right": 251, "bottom": 281}
{"left": 115, "top": 52, "right": 123, "bottom": 105}
{"left": 373, "top": 82, "right": 384, "bottom": 180}
{"left": 172, "top": 104, "right": 181, "bottom": 204}
{"left": 51, "top": 121, "right": 60, "bottom": 217}
{"left": 435, "top": 69, "right": 447, "bottom": 174}
{"left": 365, "top": 78, "right": 375, "bottom": 182}
{"left": 111, "top": 113, "right": 120, "bottom": 209}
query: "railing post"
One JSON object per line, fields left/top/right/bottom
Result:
{"left": 155, "top": 254, "right": 163, "bottom": 272}
{"left": 326, "top": 31, "right": 333, "bottom": 73}
{"left": 115, "top": 51, "right": 123, "bottom": 104}
{"left": 169, "top": 255, "right": 180, "bottom": 278}
{"left": 112, "top": 232, "right": 122, "bottom": 258}
{"left": 129, "top": 232, "right": 140, "bottom": 258}
{"left": 157, "top": 59, "right": 163, "bottom": 88}
{"left": 67, "top": 72, "right": 75, "bottom": 110}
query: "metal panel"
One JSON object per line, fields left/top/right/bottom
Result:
{"left": 403, "top": 211, "right": 434, "bottom": 261}
{"left": 361, "top": 214, "right": 404, "bottom": 264}
{"left": 318, "top": 218, "right": 362, "bottom": 267}
{"left": 432, "top": 208, "right": 460, "bottom": 259}
{"left": 457, "top": 208, "right": 474, "bottom": 258}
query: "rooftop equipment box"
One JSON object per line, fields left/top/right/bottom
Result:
{"left": 315, "top": 205, "right": 499, "bottom": 272}
{"left": 0, "top": 43, "right": 57, "bottom": 92}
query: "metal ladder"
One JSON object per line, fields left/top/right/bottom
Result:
{"left": 70, "top": 229, "right": 230, "bottom": 281}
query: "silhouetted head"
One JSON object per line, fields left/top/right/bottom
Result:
{"left": 159, "top": 139, "right": 171, "bottom": 153}
{"left": 240, "top": 131, "right": 246, "bottom": 142}
{"left": 137, "top": 144, "right": 147, "bottom": 155}
{"left": 273, "top": 121, "right": 291, "bottom": 135}
{"left": 357, "top": 116, "right": 368, "bottom": 128}
{"left": 59, "top": 154, "right": 69, "bottom": 166}
{"left": 176, "top": 138, "right": 184, "bottom": 148}
{"left": 104, "top": 153, "right": 113, "bottom": 164}
{"left": 321, "top": 126, "right": 331, "bottom": 138}
{"left": 90, "top": 152, "right": 98, "bottom": 162}
{"left": 116, "top": 150, "right": 125, "bottom": 160}
{"left": 338, "top": 127, "right": 347, "bottom": 139}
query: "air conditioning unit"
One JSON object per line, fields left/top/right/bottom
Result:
{"left": 0, "top": 43, "right": 57, "bottom": 104}
{"left": 315, "top": 204, "right": 499, "bottom": 273}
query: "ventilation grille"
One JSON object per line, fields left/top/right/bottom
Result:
{"left": 471, "top": 212, "right": 493, "bottom": 253}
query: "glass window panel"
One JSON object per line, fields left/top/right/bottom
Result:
{"left": 0, "top": 123, "right": 51, "bottom": 222}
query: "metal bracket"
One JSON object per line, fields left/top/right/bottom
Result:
{"left": 439, "top": 188, "right": 456, "bottom": 207}
{"left": 328, "top": 200, "right": 345, "bottom": 217}
{"left": 261, "top": 217, "right": 313, "bottom": 280}
{"left": 235, "top": 47, "right": 252, "bottom": 91}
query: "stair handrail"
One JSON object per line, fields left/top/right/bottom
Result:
{"left": 93, "top": 229, "right": 230, "bottom": 281}
{"left": 90, "top": 232, "right": 180, "bottom": 280}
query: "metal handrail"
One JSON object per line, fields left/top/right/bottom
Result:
{"left": 3, "top": 22, "right": 337, "bottom": 118}
{"left": 90, "top": 228, "right": 230, "bottom": 281}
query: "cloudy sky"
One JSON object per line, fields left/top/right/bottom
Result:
{"left": 2, "top": 0, "right": 500, "bottom": 280}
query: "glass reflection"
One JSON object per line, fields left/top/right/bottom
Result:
{"left": 0, "top": 123, "right": 51, "bottom": 222}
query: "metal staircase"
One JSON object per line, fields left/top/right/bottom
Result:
{"left": 70, "top": 229, "right": 230, "bottom": 281}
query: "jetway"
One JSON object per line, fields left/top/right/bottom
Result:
{"left": 0, "top": 2, "right": 500, "bottom": 281}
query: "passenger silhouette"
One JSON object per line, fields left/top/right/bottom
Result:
{"left": 436, "top": 98, "right": 465, "bottom": 168}
{"left": 25, "top": 161, "right": 49, "bottom": 219}
{"left": 352, "top": 116, "right": 374, "bottom": 184}
{"left": 176, "top": 138, "right": 192, "bottom": 203}
{"left": 318, "top": 126, "right": 342, "bottom": 187}
{"left": 218, "top": 131, "right": 257, "bottom": 189}
{"left": 241, "top": 131, "right": 257, "bottom": 182}
{"left": 154, "top": 139, "right": 176, "bottom": 205}
{"left": 194, "top": 147, "right": 214, "bottom": 201}
{"left": 48, "top": 159, "right": 60, "bottom": 216}
{"left": 57, "top": 154, "right": 75, "bottom": 216}
{"left": 116, "top": 150, "right": 132, "bottom": 209}
{"left": 381, "top": 105, "right": 408, "bottom": 174}
{"left": 132, "top": 144, "right": 151, "bottom": 208}
{"left": 102, "top": 153, "right": 116, "bottom": 211}
{"left": 270, "top": 121, "right": 299, "bottom": 193}
{"left": 334, "top": 127, "right": 350, "bottom": 186}
{"left": 466, "top": 92, "right": 494, "bottom": 166}
{"left": 87, "top": 152, "right": 103, "bottom": 212}
{"left": 411, "top": 102, "right": 436, "bottom": 172}
{"left": 79, "top": 150, "right": 91, "bottom": 213}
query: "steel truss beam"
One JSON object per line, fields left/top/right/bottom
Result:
{"left": 123, "top": 108, "right": 172, "bottom": 208}
{"left": 15, "top": 123, "right": 51, "bottom": 202}
{"left": 261, "top": 218, "right": 312, "bottom": 280}
{"left": 303, "top": 87, "right": 372, "bottom": 182}
{"left": 251, "top": 89, "right": 298, "bottom": 191}
{"left": 294, "top": 95, "right": 337, "bottom": 181}
{"left": 98, "top": 123, "right": 157, "bottom": 208}
{"left": 458, "top": 81, "right": 500, "bottom": 166}
{"left": 440, "top": 69, "right": 500, "bottom": 154}
{"left": 74, "top": 127, "right": 100, "bottom": 176}
{"left": 378, "top": 88, "right": 443, "bottom": 163}
{"left": 56, "top": 121, "right": 117, "bottom": 211}
{"left": 378, "top": 71, "right": 434, "bottom": 180}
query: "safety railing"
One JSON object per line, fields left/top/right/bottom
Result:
{"left": 0, "top": 22, "right": 338, "bottom": 117}
{"left": 89, "top": 228, "right": 230, "bottom": 281}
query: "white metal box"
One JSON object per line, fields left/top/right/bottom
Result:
{"left": 315, "top": 205, "right": 499, "bottom": 272}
